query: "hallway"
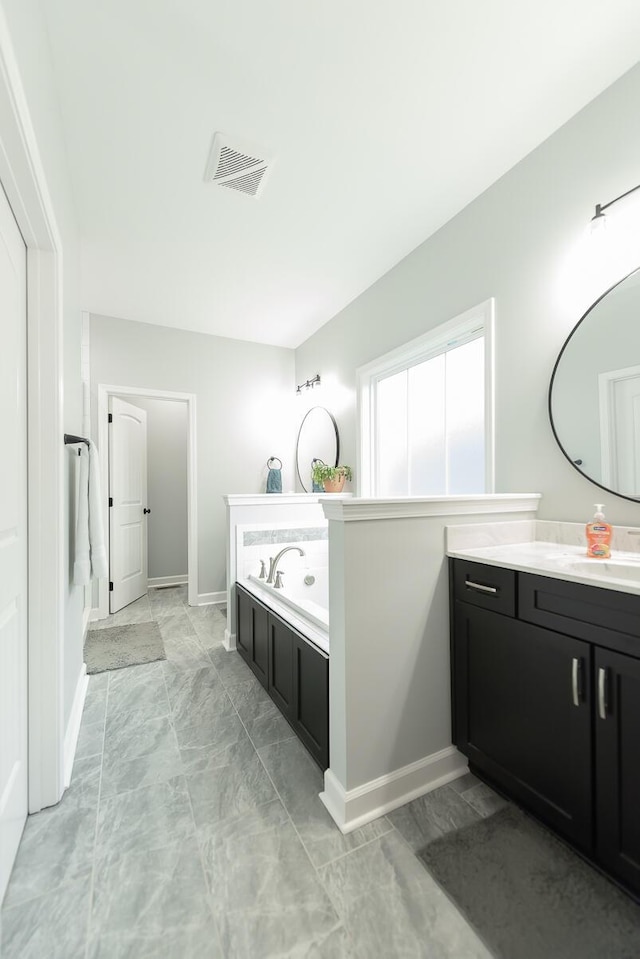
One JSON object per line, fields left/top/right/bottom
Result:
{"left": 0, "top": 587, "right": 496, "bottom": 958}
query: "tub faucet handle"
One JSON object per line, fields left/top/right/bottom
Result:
{"left": 258, "top": 560, "right": 267, "bottom": 579}
{"left": 273, "top": 570, "right": 284, "bottom": 589}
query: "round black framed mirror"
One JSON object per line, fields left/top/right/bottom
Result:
{"left": 295, "top": 406, "right": 340, "bottom": 492}
{"left": 549, "top": 266, "right": 640, "bottom": 502}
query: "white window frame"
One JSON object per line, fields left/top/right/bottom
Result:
{"left": 356, "top": 299, "right": 495, "bottom": 497}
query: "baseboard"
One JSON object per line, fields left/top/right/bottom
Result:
{"left": 63, "top": 664, "right": 89, "bottom": 789}
{"left": 148, "top": 575, "right": 188, "bottom": 588}
{"left": 224, "top": 628, "right": 236, "bottom": 651}
{"left": 196, "top": 591, "right": 226, "bottom": 606}
{"left": 82, "top": 606, "right": 91, "bottom": 638}
{"left": 320, "top": 746, "right": 468, "bottom": 834}
{"left": 89, "top": 607, "right": 104, "bottom": 623}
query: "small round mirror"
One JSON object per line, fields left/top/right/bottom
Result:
{"left": 549, "top": 266, "right": 640, "bottom": 502}
{"left": 295, "top": 406, "right": 340, "bottom": 492}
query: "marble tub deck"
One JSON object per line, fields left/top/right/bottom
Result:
{"left": 1, "top": 585, "right": 624, "bottom": 958}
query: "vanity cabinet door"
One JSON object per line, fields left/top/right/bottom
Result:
{"left": 236, "top": 586, "right": 269, "bottom": 689}
{"left": 595, "top": 647, "right": 640, "bottom": 897}
{"left": 293, "top": 635, "right": 329, "bottom": 771}
{"left": 251, "top": 602, "right": 269, "bottom": 687}
{"left": 236, "top": 586, "right": 254, "bottom": 667}
{"left": 268, "top": 613, "right": 294, "bottom": 720}
{"left": 454, "top": 601, "right": 593, "bottom": 850}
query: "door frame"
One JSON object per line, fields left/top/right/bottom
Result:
{"left": 599, "top": 364, "right": 640, "bottom": 490}
{"left": 0, "top": 11, "right": 66, "bottom": 810}
{"left": 95, "top": 384, "right": 198, "bottom": 619}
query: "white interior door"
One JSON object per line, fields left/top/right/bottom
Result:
{"left": 0, "top": 184, "right": 28, "bottom": 903}
{"left": 600, "top": 366, "right": 640, "bottom": 496}
{"left": 612, "top": 374, "right": 640, "bottom": 496}
{"left": 109, "top": 397, "right": 149, "bottom": 613}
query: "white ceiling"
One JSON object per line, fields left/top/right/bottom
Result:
{"left": 40, "top": 0, "right": 640, "bottom": 348}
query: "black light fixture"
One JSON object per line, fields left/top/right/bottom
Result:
{"left": 591, "top": 183, "right": 640, "bottom": 232}
{"left": 296, "top": 373, "right": 321, "bottom": 394}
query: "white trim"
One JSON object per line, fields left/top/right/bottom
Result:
{"left": 0, "top": 8, "right": 66, "bottom": 811}
{"left": 148, "top": 575, "right": 188, "bottom": 588}
{"left": 321, "top": 493, "right": 541, "bottom": 523}
{"left": 81, "top": 311, "right": 92, "bottom": 621}
{"left": 320, "top": 747, "right": 468, "bottom": 834}
{"left": 224, "top": 628, "right": 236, "bottom": 651}
{"left": 62, "top": 665, "right": 89, "bottom": 789}
{"left": 95, "top": 384, "right": 198, "bottom": 619}
{"left": 196, "top": 591, "right": 226, "bottom": 606}
{"left": 356, "top": 299, "right": 495, "bottom": 497}
{"left": 222, "top": 493, "right": 350, "bottom": 507}
{"left": 82, "top": 606, "right": 91, "bottom": 638}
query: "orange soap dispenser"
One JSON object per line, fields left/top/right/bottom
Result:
{"left": 586, "top": 504, "right": 612, "bottom": 559}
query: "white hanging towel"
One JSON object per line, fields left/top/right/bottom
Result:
{"left": 73, "top": 440, "right": 109, "bottom": 585}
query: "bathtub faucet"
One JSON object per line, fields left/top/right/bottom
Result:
{"left": 267, "top": 546, "right": 305, "bottom": 586}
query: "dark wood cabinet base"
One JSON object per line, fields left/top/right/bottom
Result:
{"left": 450, "top": 557, "right": 640, "bottom": 901}
{"left": 236, "top": 583, "right": 329, "bottom": 770}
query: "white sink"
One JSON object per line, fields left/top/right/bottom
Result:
{"left": 557, "top": 558, "right": 640, "bottom": 583}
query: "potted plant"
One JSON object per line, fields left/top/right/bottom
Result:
{"left": 311, "top": 462, "right": 353, "bottom": 493}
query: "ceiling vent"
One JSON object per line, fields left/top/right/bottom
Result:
{"left": 204, "top": 133, "right": 273, "bottom": 198}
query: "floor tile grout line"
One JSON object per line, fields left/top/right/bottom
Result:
{"left": 312, "top": 819, "right": 396, "bottom": 872}
{"left": 83, "top": 669, "right": 110, "bottom": 959}
{"left": 221, "top": 652, "right": 394, "bottom": 901}
{"left": 167, "top": 657, "right": 230, "bottom": 959}
{"left": 0, "top": 872, "right": 93, "bottom": 916}
{"left": 247, "top": 728, "right": 359, "bottom": 929}
{"left": 251, "top": 741, "right": 359, "bottom": 934}
{"left": 388, "top": 814, "right": 496, "bottom": 957}
{"left": 219, "top": 672, "right": 304, "bottom": 803}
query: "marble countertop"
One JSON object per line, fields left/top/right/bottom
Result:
{"left": 447, "top": 540, "right": 640, "bottom": 596}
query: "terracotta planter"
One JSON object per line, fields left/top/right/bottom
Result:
{"left": 322, "top": 475, "right": 346, "bottom": 493}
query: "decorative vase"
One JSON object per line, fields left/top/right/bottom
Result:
{"left": 323, "top": 475, "right": 346, "bottom": 493}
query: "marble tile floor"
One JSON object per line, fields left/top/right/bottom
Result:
{"left": 0, "top": 585, "right": 535, "bottom": 958}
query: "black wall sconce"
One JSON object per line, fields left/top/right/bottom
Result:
{"left": 296, "top": 373, "right": 321, "bottom": 395}
{"left": 591, "top": 183, "right": 640, "bottom": 231}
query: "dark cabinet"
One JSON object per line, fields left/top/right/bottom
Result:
{"left": 293, "top": 634, "right": 329, "bottom": 770}
{"left": 236, "top": 585, "right": 269, "bottom": 688}
{"left": 236, "top": 584, "right": 329, "bottom": 769}
{"left": 268, "top": 613, "right": 295, "bottom": 719}
{"left": 454, "top": 601, "right": 592, "bottom": 849}
{"left": 450, "top": 558, "right": 640, "bottom": 899}
{"left": 595, "top": 647, "right": 640, "bottom": 892}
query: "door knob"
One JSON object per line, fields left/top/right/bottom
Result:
{"left": 143, "top": 508, "right": 151, "bottom": 514}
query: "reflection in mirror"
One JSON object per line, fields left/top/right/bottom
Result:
{"left": 295, "top": 407, "right": 340, "bottom": 492}
{"left": 549, "top": 267, "right": 640, "bottom": 501}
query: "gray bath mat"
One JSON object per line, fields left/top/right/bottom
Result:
{"left": 85, "top": 622, "right": 166, "bottom": 674}
{"left": 421, "top": 805, "right": 640, "bottom": 959}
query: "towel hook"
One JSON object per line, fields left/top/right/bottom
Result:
{"left": 64, "top": 433, "right": 91, "bottom": 456}
{"left": 267, "top": 457, "right": 282, "bottom": 470}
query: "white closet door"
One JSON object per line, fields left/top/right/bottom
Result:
{"left": 0, "top": 183, "right": 28, "bottom": 903}
{"left": 109, "top": 397, "right": 149, "bottom": 613}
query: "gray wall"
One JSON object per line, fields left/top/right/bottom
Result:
{"left": 2, "top": 0, "right": 84, "bottom": 729}
{"left": 132, "top": 397, "right": 188, "bottom": 579}
{"left": 90, "top": 315, "right": 295, "bottom": 597}
{"left": 295, "top": 63, "right": 640, "bottom": 529}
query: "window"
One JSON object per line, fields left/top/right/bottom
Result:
{"left": 357, "top": 300, "right": 494, "bottom": 497}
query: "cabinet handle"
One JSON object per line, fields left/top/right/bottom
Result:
{"left": 598, "top": 667, "right": 608, "bottom": 720}
{"left": 571, "top": 657, "right": 581, "bottom": 706}
{"left": 464, "top": 580, "right": 498, "bottom": 594}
